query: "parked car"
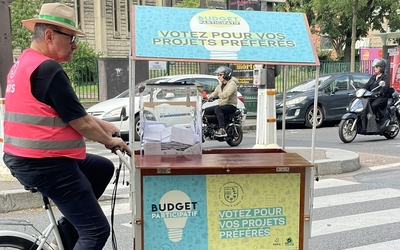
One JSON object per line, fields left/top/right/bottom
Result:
{"left": 275, "top": 72, "right": 371, "bottom": 128}
{"left": 87, "top": 74, "right": 247, "bottom": 141}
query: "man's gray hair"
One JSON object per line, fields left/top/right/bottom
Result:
{"left": 32, "top": 23, "right": 59, "bottom": 41}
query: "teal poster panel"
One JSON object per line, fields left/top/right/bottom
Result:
{"left": 132, "top": 6, "right": 318, "bottom": 65}
{"left": 143, "top": 175, "right": 208, "bottom": 249}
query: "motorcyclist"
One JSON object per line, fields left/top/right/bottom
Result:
{"left": 364, "top": 58, "right": 390, "bottom": 120}
{"left": 204, "top": 66, "right": 238, "bottom": 137}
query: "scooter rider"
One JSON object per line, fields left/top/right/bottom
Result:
{"left": 204, "top": 66, "right": 238, "bottom": 137}
{"left": 365, "top": 58, "right": 390, "bottom": 120}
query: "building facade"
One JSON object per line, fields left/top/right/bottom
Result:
{"left": 61, "top": 0, "right": 142, "bottom": 57}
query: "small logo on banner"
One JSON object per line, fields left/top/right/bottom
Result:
{"left": 219, "top": 181, "right": 244, "bottom": 207}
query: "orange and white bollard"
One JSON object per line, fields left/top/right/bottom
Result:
{"left": 0, "top": 98, "right": 14, "bottom": 181}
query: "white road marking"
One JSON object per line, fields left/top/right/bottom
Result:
{"left": 313, "top": 188, "right": 400, "bottom": 209}
{"left": 314, "top": 178, "right": 359, "bottom": 189}
{"left": 369, "top": 162, "right": 400, "bottom": 170}
{"left": 102, "top": 202, "right": 131, "bottom": 216}
{"left": 345, "top": 239, "right": 400, "bottom": 250}
{"left": 312, "top": 208, "right": 400, "bottom": 237}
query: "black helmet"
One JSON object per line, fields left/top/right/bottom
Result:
{"left": 214, "top": 66, "right": 232, "bottom": 80}
{"left": 372, "top": 58, "right": 386, "bottom": 73}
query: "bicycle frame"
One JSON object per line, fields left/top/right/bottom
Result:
{"left": 0, "top": 195, "right": 65, "bottom": 250}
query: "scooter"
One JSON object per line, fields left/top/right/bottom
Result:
{"left": 202, "top": 98, "right": 244, "bottom": 147}
{"left": 338, "top": 81, "right": 400, "bottom": 143}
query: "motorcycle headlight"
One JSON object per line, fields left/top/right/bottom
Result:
{"left": 355, "top": 89, "right": 366, "bottom": 98}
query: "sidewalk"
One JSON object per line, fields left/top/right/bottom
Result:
{"left": 241, "top": 118, "right": 360, "bottom": 176}
{"left": 0, "top": 118, "right": 360, "bottom": 213}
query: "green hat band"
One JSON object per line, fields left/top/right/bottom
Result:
{"left": 38, "top": 14, "right": 76, "bottom": 28}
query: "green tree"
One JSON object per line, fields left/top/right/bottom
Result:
{"left": 175, "top": 0, "right": 200, "bottom": 8}
{"left": 62, "top": 40, "right": 102, "bottom": 85}
{"left": 10, "top": 0, "right": 43, "bottom": 50}
{"left": 10, "top": 0, "right": 101, "bottom": 86}
{"left": 276, "top": 0, "right": 400, "bottom": 61}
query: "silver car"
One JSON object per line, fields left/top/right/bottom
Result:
{"left": 87, "top": 74, "right": 247, "bottom": 141}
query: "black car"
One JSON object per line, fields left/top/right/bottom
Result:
{"left": 276, "top": 72, "right": 371, "bottom": 128}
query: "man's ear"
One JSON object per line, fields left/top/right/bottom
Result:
{"left": 45, "top": 29, "right": 53, "bottom": 43}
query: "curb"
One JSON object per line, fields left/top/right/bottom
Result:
{"left": 0, "top": 188, "right": 114, "bottom": 214}
{"left": 285, "top": 147, "right": 361, "bottom": 176}
{"left": 0, "top": 189, "right": 42, "bottom": 213}
{"left": 242, "top": 121, "right": 361, "bottom": 175}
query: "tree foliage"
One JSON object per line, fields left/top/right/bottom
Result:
{"left": 276, "top": 0, "right": 400, "bottom": 61}
{"left": 175, "top": 0, "right": 201, "bottom": 8}
{"left": 10, "top": 0, "right": 100, "bottom": 85}
{"left": 10, "top": 0, "right": 43, "bottom": 50}
{"left": 62, "top": 40, "right": 103, "bottom": 85}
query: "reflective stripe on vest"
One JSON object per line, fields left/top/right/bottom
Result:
{"left": 4, "top": 135, "right": 86, "bottom": 150}
{"left": 4, "top": 112, "right": 68, "bottom": 127}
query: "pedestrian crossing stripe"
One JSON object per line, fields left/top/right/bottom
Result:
{"left": 314, "top": 178, "right": 359, "bottom": 189}
{"left": 369, "top": 162, "right": 400, "bottom": 171}
{"left": 313, "top": 188, "right": 400, "bottom": 209}
{"left": 345, "top": 239, "right": 400, "bottom": 250}
{"left": 312, "top": 207, "right": 400, "bottom": 237}
{"left": 102, "top": 202, "right": 131, "bottom": 216}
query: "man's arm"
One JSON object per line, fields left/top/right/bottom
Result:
{"left": 69, "top": 114, "right": 131, "bottom": 154}
{"left": 364, "top": 77, "right": 373, "bottom": 91}
{"left": 209, "top": 83, "right": 223, "bottom": 99}
{"left": 92, "top": 116, "right": 120, "bottom": 135}
{"left": 379, "top": 74, "right": 390, "bottom": 97}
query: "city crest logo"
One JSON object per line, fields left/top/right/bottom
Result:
{"left": 219, "top": 181, "right": 244, "bottom": 207}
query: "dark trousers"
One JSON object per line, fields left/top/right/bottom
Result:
{"left": 6, "top": 154, "right": 114, "bottom": 250}
{"left": 370, "top": 98, "right": 388, "bottom": 118}
{"left": 204, "top": 104, "right": 237, "bottom": 128}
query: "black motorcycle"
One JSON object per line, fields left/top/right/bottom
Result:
{"left": 202, "top": 99, "right": 244, "bottom": 147}
{"left": 338, "top": 81, "right": 400, "bottom": 143}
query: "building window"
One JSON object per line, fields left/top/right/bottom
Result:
{"left": 113, "top": 0, "right": 121, "bottom": 37}
{"left": 126, "top": 0, "right": 133, "bottom": 34}
{"left": 320, "top": 35, "right": 333, "bottom": 51}
{"left": 75, "top": 0, "right": 85, "bottom": 31}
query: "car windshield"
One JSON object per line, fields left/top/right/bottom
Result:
{"left": 115, "top": 77, "right": 172, "bottom": 98}
{"left": 288, "top": 75, "right": 332, "bottom": 93}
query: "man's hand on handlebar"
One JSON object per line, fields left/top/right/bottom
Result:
{"left": 208, "top": 96, "right": 219, "bottom": 102}
{"left": 106, "top": 137, "right": 132, "bottom": 157}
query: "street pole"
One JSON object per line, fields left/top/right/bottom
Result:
{"left": 0, "top": 0, "right": 14, "bottom": 98}
{"left": 350, "top": 0, "right": 358, "bottom": 72}
{"left": 253, "top": 1, "right": 280, "bottom": 148}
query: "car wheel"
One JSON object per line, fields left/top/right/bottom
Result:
{"left": 305, "top": 106, "right": 324, "bottom": 128}
{"left": 134, "top": 115, "right": 140, "bottom": 141}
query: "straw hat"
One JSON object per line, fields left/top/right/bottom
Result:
{"left": 22, "top": 3, "right": 85, "bottom": 36}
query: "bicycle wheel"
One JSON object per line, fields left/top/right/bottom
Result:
{"left": 0, "top": 235, "right": 41, "bottom": 249}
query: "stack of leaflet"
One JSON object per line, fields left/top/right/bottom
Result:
{"left": 141, "top": 121, "right": 201, "bottom": 155}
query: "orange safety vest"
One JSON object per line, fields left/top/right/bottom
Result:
{"left": 3, "top": 48, "right": 86, "bottom": 159}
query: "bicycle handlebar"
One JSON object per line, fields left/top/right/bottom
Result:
{"left": 111, "top": 132, "right": 132, "bottom": 171}
{"left": 112, "top": 146, "right": 132, "bottom": 171}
